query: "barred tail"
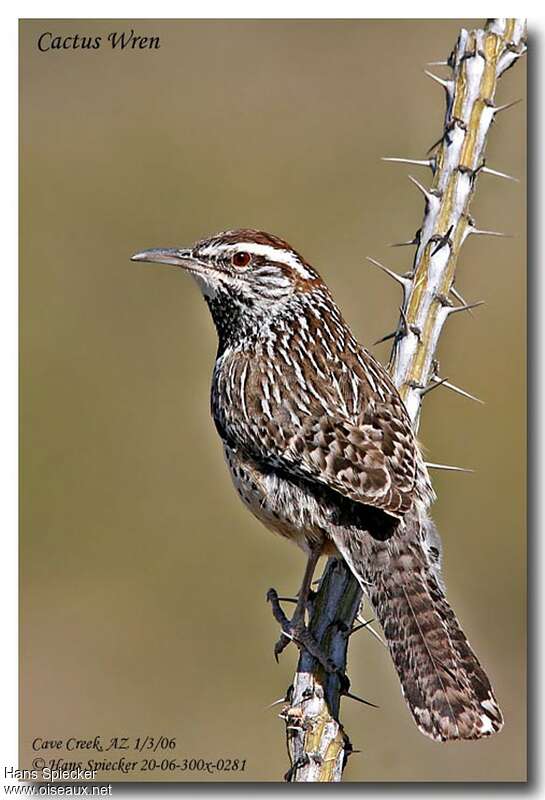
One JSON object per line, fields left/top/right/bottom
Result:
{"left": 333, "top": 513, "right": 504, "bottom": 742}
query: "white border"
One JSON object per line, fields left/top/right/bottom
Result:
{"left": 3, "top": 5, "right": 541, "bottom": 798}
{"left": 10, "top": 3, "right": 543, "bottom": 19}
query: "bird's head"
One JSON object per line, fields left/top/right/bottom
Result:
{"left": 132, "top": 229, "right": 324, "bottom": 345}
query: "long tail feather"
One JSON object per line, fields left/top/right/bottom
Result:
{"left": 332, "top": 511, "right": 504, "bottom": 741}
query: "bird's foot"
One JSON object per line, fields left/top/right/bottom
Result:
{"left": 266, "top": 588, "right": 337, "bottom": 674}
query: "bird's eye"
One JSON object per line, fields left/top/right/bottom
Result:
{"left": 232, "top": 251, "right": 251, "bottom": 269}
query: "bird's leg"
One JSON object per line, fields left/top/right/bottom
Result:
{"left": 291, "top": 545, "right": 321, "bottom": 627}
{"left": 267, "top": 547, "right": 337, "bottom": 673}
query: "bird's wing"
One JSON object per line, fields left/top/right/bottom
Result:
{"left": 217, "top": 348, "right": 429, "bottom": 518}
{"left": 267, "top": 393, "right": 419, "bottom": 517}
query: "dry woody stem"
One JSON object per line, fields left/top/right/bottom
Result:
{"left": 279, "top": 18, "right": 526, "bottom": 782}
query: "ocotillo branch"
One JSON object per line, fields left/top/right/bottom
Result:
{"left": 276, "top": 18, "right": 526, "bottom": 783}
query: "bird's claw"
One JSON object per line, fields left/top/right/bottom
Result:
{"left": 267, "top": 587, "right": 337, "bottom": 674}
{"left": 274, "top": 632, "right": 292, "bottom": 662}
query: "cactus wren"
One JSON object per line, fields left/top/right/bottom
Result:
{"left": 132, "top": 229, "right": 503, "bottom": 742}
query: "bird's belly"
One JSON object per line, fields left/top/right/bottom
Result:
{"left": 223, "top": 444, "right": 337, "bottom": 556}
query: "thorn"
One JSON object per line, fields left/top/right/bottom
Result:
{"left": 469, "top": 228, "right": 512, "bottom": 238}
{"left": 350, "top": 617, "right": 375, "bottom": 635}
{"left": 398, "top": 304, "right": 412, "bottom": 337}
{"left": 450, "top": 285, "right": 471, "bottom": 310}
{"left": 431, "top": 239, "right": 449, "bottom": 256}
{"left": 366, "top": 257, "right": 412, "bottom": 289}
{"left": 480, "top": 165, "right": 519, "bottom": 182}
{"left": 431, "top": 376, "right": 484, "bottom": 404}
{"left": 398, "top": 305, "right": 421, "bottom": 340}
{"left": 447, "top": 300, "right": 485, "bottom": 314}
{"left": 275, "top": 596, "right": 298, "bottom": 604}
{"left": 408, "top": 173, "right": 430, "bottom": 197}
{"left": 382, "top": 156, "right": 433, "bottom": 169}
{"left": 492, "top": 98, "right": 522, "bottom": 115}
{"left": 354, "top": 615, "right": 387, "bottom": 647}
{"left": 419, "top": 376, "right": 449, "bottom": 397}
{"left": 389, "top": 238, "right": 418, "bottom": 248}
{"left": 283, "top": 756, "right": 309, "bottom": 781}
{"left": 430, "top": 224, "right": 454, "bottom": 256}
{"left": 426, "top": 60, "right": 449, "bottom": 66}
{"left": 426, "top": 133, "right": 445, "bottom": 155}
{"left": 408, "top": 174, "right": 439, "bottom": 205}
{"left": 424, "top": 69, "right": 454, "bottom": 92}
{"left": 266, "top": 697, "right": 288, "bottom": 709}
{"left": 343, "top": 691, "right": 380, "bottom": 709}
{"left": 425, "top": 462, "right": 474, "bottom": 474}
{"left": 373, "top": 330, "right": 397, "bottom": 346}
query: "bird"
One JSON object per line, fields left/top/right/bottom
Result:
{"left": 131, "top": 228, "right": 503, "bottom": 742}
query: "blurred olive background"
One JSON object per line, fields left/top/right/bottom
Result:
{"left": 20, "top": 19, "right": 526, "bottom": 782}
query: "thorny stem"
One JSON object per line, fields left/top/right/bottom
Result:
{"left": 389, "top": 18, "right": 527, "bottom": 430}
{"left": 278, "top": 18, "right": 526, "bottom": 783}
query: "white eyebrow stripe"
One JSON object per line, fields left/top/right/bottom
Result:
{"left": 200, "top": 242, "right": 314, "bottom": 279}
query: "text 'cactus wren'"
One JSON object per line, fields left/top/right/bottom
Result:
{"left": 132, "top": 229, "right": 503, "bottom": 742}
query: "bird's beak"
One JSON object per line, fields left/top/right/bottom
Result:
{"left": 130, "top": 248, "right": 195, "bottom": 268}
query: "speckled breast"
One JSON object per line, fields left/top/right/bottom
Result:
{"left": 222, "top": 443, "right": 335, "bottom": 555}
